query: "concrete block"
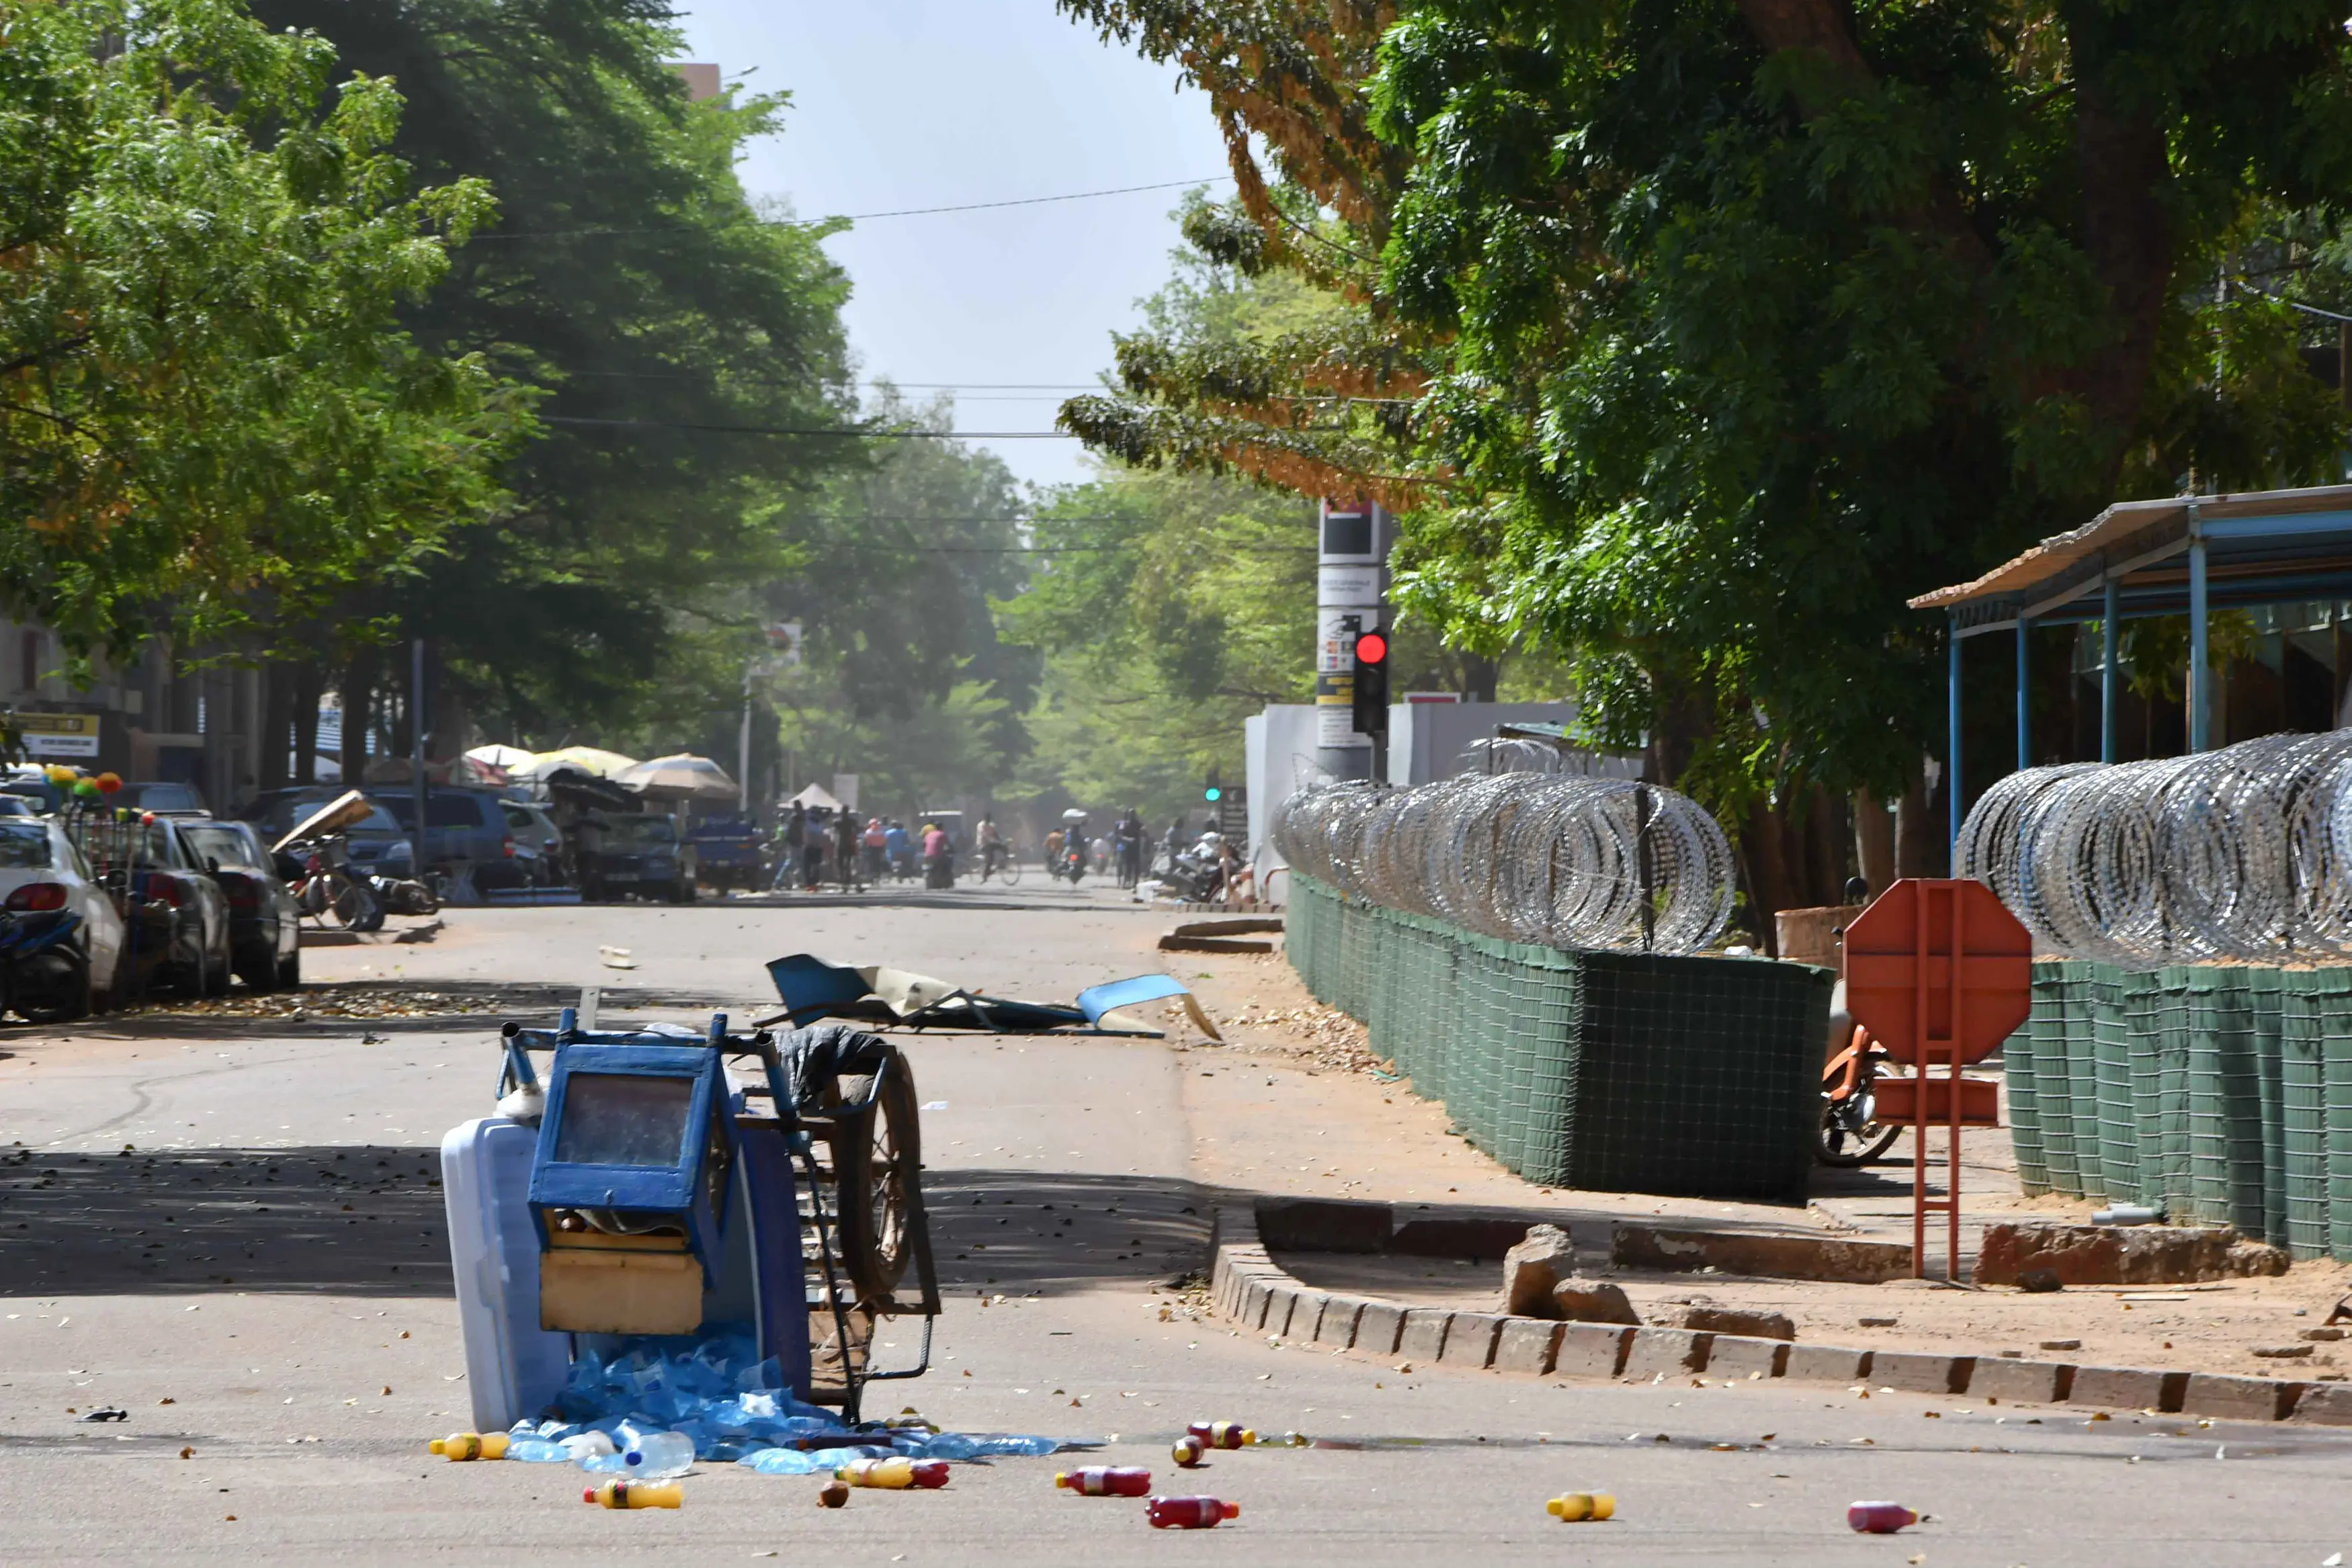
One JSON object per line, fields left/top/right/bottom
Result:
{"left": 1263, "top": 1284, "right": 1302, "bottom": 1338}
{"left": 1398, "top": 1308, "right": 1454, "bottom": 1365}
{"left": 1390, "top": 1215, "right": 1531, "bottom": 1260}
{"left": 1611, "top": 1225, "right": 1912, "bottom": 1283}
{"left": 1439, "top": 1312, "right": 1505, "bottom": 1370}
{"left": 1354, "top": 1301, "right": 1406, "bottom": 1357}
{"left": 1312, "top": 1295, "right": 1367, "bottom": 1348}
{"left": 1975, "top": 1223, "right": 2238, "bottom": 1286}
{"left": 2069, "top": 1365, "right": 2188, "bottom": 1413}
{"left": 1255, "top": 1198, "right": 1391, "bottom": 1254}
{"left": 1238, "top": 1276, "right": 1275, "bottom": 1331}
{"left": 1552, "top": 1278, "right": 1640, "bottom": 1325}
{"left": 1493, "top": 1318, "right": 1564, "bottom": 1377}
{"left": 1872, "top": 1351, "right": 1973, "bottom": 1396}
{"left": 1783, "top": 1344, "right": 1873, "bottom": 1384}
{"left": 1622, "top": 1327, "right": 1712, "bottom": 1381}
{"left": 1705, "top": 1335, "right": 1790, "bottom": 1379}
{"left": 2181, "top": 1373, "right": 2301, "bottom": 1423}
{"left": 1670, "top": 1303, "right": 1795, "bottom": 1341}
{"left": 2292, "top": 1383, "right": 2352, "bottom": 1426}
{"left": 1552, "top": 1322, "right": 1634, "bottom": 1380}
{"left": 1968, "top": 1358, "right": 2072, "bottom": 1405}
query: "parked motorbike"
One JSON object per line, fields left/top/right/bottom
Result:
{"left": 0, "top": 906, "right": 90, "bottom": 1024}
{"left": 1152, "top": 831, "right": 1230, "bottom": 903}
{"left": 368, "top": 871, "right": 440, "bottom": 916}
{"left": 1818, "top": 1021, "right": 1902, "bottom": 1166}
{"left": 285, "top": 834, "right": 385, "bottom": 932}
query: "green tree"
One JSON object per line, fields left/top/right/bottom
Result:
{"left": 253, "top": 0, "right": 858, "bottom": 770}
{"left": 0, "top": 0, "right": 516, "bottom": 660}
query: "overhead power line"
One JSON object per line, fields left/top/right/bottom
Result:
{"left": 468, "top": 175, "right": 1232, "bottom": 242}
{"left": 542, "top": 416, "right": 1078, "bottom": 439}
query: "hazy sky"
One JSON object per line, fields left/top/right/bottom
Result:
{"left": 669, "top": 2, "right": 1232, "bottom": 493}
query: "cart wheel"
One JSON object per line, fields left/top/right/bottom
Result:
{"left": 826, "top": 1055, "right": 923, "bottom": 1305}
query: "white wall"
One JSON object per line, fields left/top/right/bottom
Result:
{"left": 1246, "top": 704, "right": 1320, "bottom": 908}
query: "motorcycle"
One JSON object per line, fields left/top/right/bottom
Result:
{"left": 1818, "top": 1020, "right": 1903, "bottom": 1166}
{"left": 284, "top": 834, "right": 385, "bottom": 933}
{"left": 368, "top": 871, "right": 440, "bottom": 916}
{"left": 0, "top": 906, "right": 90, "bottom": 1024}
{"left": 1154, "top": 831, "right": 1230, "bottom": 903}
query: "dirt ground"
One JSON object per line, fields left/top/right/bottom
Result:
{"left": 1161, "top": 937, "right": 2352, "bottom": 1381}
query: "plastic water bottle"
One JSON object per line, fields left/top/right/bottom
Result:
{"left": 1057, "top": 1466, "right": 1151, "bottom": 1497}
{"left": 1546, "top": 1492, "right": 1615, "bottom": 1522}
{"left": 429, "top": 1432, "right": 509, "bottom": 1461}
{"left": 741, "top": 1448, "right": 827, "bottom": 1475}
{"left": 1171, "top": 1434, "right": 1207, "bottom": 1468}
{"left": 584, "top": 1479, "right": 683, "bottom": 1509}
{"left": 968, "top": 1434, "right": 1060, "bottom": 1457}
{"left": 561, "top": 1431, "right": 618, "bottom": 1462}
{"left": 1847, "top": 1501, "right": 1917, "bottom": 1534}
{"left": 837, "top": 1456, "right": 950, "bottom": 1489}
{"left": 1146, "top": 1495, "right": 1240, "bottom": 1529}
{"left": 1187, "top": 1420, "right": 1255, "bottom": 1449}
{"left": 507, "top": 1438, "right": 573, "bottom": 1463}
{"left": 623, "top": 1430, "right": 696, "bottom": 1479}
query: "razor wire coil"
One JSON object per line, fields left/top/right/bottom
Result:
{"left": 1956, "top": 728, "right": 2352, "bottom": 963}
{"left": 1270, "top": 771, "right": 1736, "bottom": 953}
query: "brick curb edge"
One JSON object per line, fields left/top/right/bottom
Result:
{"left": 1206, "top": 1205, "right": 2352, "bottom": 1427}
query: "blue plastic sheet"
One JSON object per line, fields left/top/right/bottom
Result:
{"left": 504, "top": 1330, "right": 1077, "bottom": 1474}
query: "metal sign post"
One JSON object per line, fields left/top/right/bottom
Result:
{"left": 1843, "top": 879, "right": 2031, "bottom": 1279}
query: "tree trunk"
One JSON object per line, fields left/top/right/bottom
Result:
{"left": 258, "top": 668, "right": 292, "bottom": 791}
{"left": 1853, "top": 785, "right": 1894, "bottom": 898}
{"left": 1742, "top": 796, "right": 1796, "bottom": 956}
{"left": 340, "top": 651, "right": 375, "bottom": 785}
{"left": 1456, "top": 650, "right": 1499, "bottom": 703}
{"left": 1806, "top": 785, "right": 1846, "bottom": 907}
{"left": 291, "top": 663, "right": 323, "bottom": 785}
{"left": 1644, "top": 669, "right": 1713, "bottom": 787}
{"left": 1894, "top": 761, "right": 1934, "bottom": 878}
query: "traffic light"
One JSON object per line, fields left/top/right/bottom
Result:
{"left": 1351, "top": 629, "right": 1390, "bottom": 737}
{"left": 1203, "top": 785, "right": 1222, "bottom": 803}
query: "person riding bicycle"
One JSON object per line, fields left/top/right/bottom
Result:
{"left": 978, "top": 814, "right": 1006, "bottom": 879}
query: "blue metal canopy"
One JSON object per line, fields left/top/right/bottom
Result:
{"left": 1909, "top": 483, "right": 2352, "bottom": 851}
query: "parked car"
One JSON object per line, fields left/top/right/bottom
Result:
{"left": 382, "top": 787, "right": 526, "bottom": 889}
{"left": 124, "top": 818, "right": 236, "bottom": 996}
{"left": 245, "top": 788, "right": 416, "bottom": 881}
{"left": 0, "top": 817, "right": 125, "bottom": 1019}
{"left": 685, "top": 813, "right": 761, "bottom": 891}
{"left": 177, "top": 818, "right": 301, "bottom": 990}
{"left": 499, "top": 799, "right": 566, "bottom": 887}
{"left": 116, "top": 780, "right": 208, "bottom": 816}
{"left": 576, "top": 811, "right": 696, "bottom": 902}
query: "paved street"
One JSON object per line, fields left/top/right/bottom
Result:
{"left": 5, "top": 893, "right": 2351, "bottom": 1565}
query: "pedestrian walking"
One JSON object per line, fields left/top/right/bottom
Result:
{"left": 771, "top": 803, "right": 806, "bottom": 891}
{"left": 802, "top": 809, "right": 827, "bottom": 890}
{"left": 833, "top": 808, "right": 862, "bottom": 891}
{"left": 861, "top": 816, "right": 886, "bottom": 883}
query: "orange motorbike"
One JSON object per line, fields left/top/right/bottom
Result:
{"left": 1817, "top": 1021, "right": 1902, "bottom": 1166}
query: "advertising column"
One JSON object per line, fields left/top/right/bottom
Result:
{"left": 1314, "top": 500, "right": 1391, "bottom": 781}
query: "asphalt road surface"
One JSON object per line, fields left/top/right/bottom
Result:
{"left": 3, "top": 891, "right": 2349, "bottom": 1565}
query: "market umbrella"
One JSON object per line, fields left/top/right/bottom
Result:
{"left": 516, "top": 745, "right": 640, "bottom": 781}
{"left": 464, "top": 743, "right": 536, "bottom": 771}
{"left": 617, "top": 752, "right": 741, "bottom": 802}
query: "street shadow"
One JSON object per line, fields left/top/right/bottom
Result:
{"left": 0, "top": 1143, "right": 452, "bottom": 1298}
{"left": 921, "top": 1168, "right": 1210, "bottom": 1297}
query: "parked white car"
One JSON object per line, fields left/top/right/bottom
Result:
{"left": 0, "top": 816, "right": 125, "bottom": 1018}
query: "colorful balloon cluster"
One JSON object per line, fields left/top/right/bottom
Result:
{"left": 38, "top": 766, "right": 122, "bottom": 805}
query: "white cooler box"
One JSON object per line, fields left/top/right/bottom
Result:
{"left": 440, "top": 1117, "right": 573, "bottom": 1432}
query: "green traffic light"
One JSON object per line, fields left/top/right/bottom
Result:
{"left": 1204, "top": 786, "right": 1222, "bottom": 802}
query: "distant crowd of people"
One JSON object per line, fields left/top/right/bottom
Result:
{"left": 764, "top": 803, "right": 973, "bottom": 891}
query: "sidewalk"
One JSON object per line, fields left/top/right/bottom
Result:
{"left": 1167, "top": 942, "right": 2352, "bottom": 1389}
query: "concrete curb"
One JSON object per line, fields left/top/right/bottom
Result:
{"left": 1207, "top": 1204, "right": 2340, "bottom": 1426}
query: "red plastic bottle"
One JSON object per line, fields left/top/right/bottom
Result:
{"left": 1057, "top": 1466, "right": 1152, "bottom": 1497}
{"left": 1847, "top": 1501, "right": 1917, "bottom": 1534}
{"left": 1185, "top": 1420, "right": 1255, "bottom": 1449}
{"left": 1170, "top": 1434, "right": 1207, "bottom": 1468}
{"left": 1147, "top": 1495, "right": 1241, "bottom": 1529}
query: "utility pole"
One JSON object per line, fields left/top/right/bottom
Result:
{"left": 410, "top": 639, "right": 426, "bottom": 880}
{"left": 737, "top": 660, "right": 753, "bottom": 816}
{"left": 1314, "top": 499, "right": 1393, "bottom": 782}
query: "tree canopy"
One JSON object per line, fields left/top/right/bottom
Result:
{"left": 0, "top": 0, "right": 517, "bottom": 660}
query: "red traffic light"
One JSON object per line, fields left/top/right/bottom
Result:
{"left": 1353, "top": 631, "right": 1388, "bottom": 665}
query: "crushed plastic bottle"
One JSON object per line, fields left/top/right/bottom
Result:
{"left": 560, "top": 1431, "right": 618, "bottom": 1462}
{"left": 1171, "top": 1434, "right": 1207, "bottom": 1468}
{"left": 1187, "top": 1420, "right": 1255, "bottom": 1450}
{"left": 1546, "top": 1492, "right": 1616, "bottom": 1522}
{"left": 584, "top": 1479, "right": 683, "bottom": 1510}
{"left": 622, "top": 1430, "right": 696, "bottom": 1479}
{"left": 1146, "top": 1495, "right": 1240, "bottom": 1529}
{"left": 507, "top": 1438, "right": 574, "bottom": 1463}
{"left": 1847, "top": 1501, "right": 1917, "bottom": 1534}
{"left": 429, "top": 1432, "right": 509, "bottom": 1461}
{"left": 837, "top": 1456, "right": 950, "bottom": 1490}
{"left": 1057, "top": 1467, "right": 1151, "bottom": 1497}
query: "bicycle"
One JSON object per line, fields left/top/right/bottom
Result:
{"left": 978, "top": 844, "right": 1021, "bottom": 884}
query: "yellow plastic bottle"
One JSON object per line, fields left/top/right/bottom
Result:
{"left": 428, "top": 1432, "right": 510, "bottom": 1461}
{"left": 583, "top": 1479, "right": 683, "bottom": 1510}
{"left": 1546, "top": 1492, "right": 1616, "bottom": 1522}
{"left": 835, "top": 1456, "right": 950, "bottom": 1489}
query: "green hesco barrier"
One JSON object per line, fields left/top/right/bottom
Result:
{"left": 2019, "top": 959, "right": 2352, "bottom": 1258}
{"left": 1284, "top": 874, "right": 1828, "bottom": 1202}
{"left": 2010, "top": 963, "right": 2058, "bottom": 1194}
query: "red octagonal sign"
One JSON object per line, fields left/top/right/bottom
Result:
{"left": 1842, "top": 878, "right": 2032, "bottom": 1068}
